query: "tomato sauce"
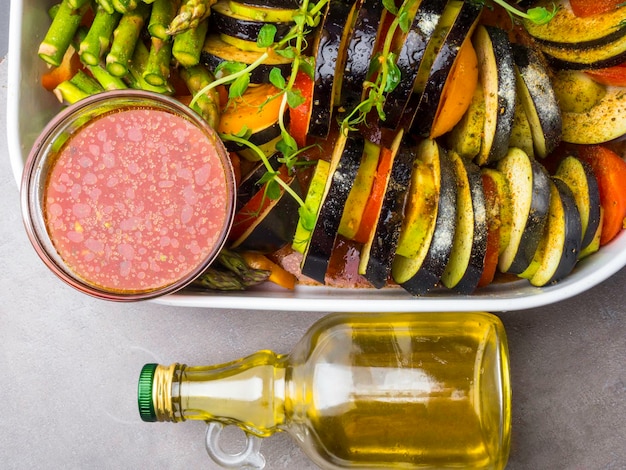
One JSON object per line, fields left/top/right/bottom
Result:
{"left": 44, "top": 108, "right": 233, "bottom": 293}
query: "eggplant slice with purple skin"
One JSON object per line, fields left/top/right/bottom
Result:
{"left": 409, "top": 0, "right": 483, "bottom": 137}
{"left": 301, "top": 132, "right": 364, "bottom": 283}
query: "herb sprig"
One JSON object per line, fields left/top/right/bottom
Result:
{"left": 471, "top": 0, "right": 559, "bottom": 25}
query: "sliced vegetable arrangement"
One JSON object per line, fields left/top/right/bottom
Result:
{"left": 36, "top": 0, "right": 626, "bottom": 295}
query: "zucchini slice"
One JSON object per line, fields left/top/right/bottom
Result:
{"left": 540, "top": 33, "right": 626, "bottom": 70}
{"left": 441, "top": 153, "right": 488, "bottom": 294}
{"left": 446, "top": 82, "right": 485, "bottom": 160}
{"left": 210, "top": 0, "right": 294, "bottom": 43}
{"left": 555, "top": 155, "right": 602, "bottom": 252}
{"left": 526, "top": 178, "right": 582, "bottom": 287}
{"left": 308, "top": 0, "right": 358, "bottom": 138}
{"left": 472, "top": 25, "right": 516, "bottom": 165}
{"left": 235, "top": 0, "right": 301, "bottom": 10}
{"left": 201, "top": 34, "right": 293, "bottom": 83}
{"left": 497, "top": 148, "right": 551, "bottom": 275}
{"left": 409, "top": 0, "right": 483, "bottom": 137}
{"left": 359, "top": 131, "right": 413, "bottom": 289}
{"left": 392, "top": 141, "right": 458, "bottom": 295}
{"left": 228, "top": 1, "right": 299, "bottom": 22}
{"left": 524, "top": 0, "right": 626, "bottom": 49}
{"left": 300, "top": 132, "right": 363, "bottom": 283}
{"left": 381, "top": 0, "right": 448, "bottom": 129}
{"left": 508, "top": 92, "right": 535, "bottom": 158}
{"left": 512, "top": 43, "right": 562, "bottom": 158}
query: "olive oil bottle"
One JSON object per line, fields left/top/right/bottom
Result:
{"left": 138, "top": 312, "right": 511, "bottom": 469}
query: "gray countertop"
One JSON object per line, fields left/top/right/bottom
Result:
{"left": 0, "top": 2, "right": 625, "bottom": 469}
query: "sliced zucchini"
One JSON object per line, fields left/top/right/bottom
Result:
{"left": 446, "top": 82, "right": 485, "bottom": 160}
{"left": 552, "top": 70, "right": 607, "bottom": 114}
{"left": 409, "top": 0, "right": 483, "bottom": 137}
{"left": 292, "top": 159, "right": 331, "bottom": 254}
{"left": 512, "top": 43, "right": 562, "bottom": 158}
{"left": 526, "top": 178, "right": 582, "bottom": 287}
{"left": 228, "top": 1, "right": 299, "bottom": 22}
{"left": 381, "top": 0, "right": 448, "bottom": 129}
{"left": 555, "top": 155, "right": 602, "bottom": 252}
{"left": 472, "top": 25, "right": 516, "bottom": 165}
{"left": 300, "top": 132, "right": 363, "bottom": 283}
{"left": 497, "top": 148, "right": 551, "bottom": 275}
{"left": 508, "top": 93, "right": 535, "bottom": 158}
{"left": 201, "top": 34, "right": 293, "bottom": 83}
{"left": 441, "top": 153, "right": 487, "bottom": 294}
{"left": 210, "top": 0, "right": 294, "bottom": 43}
{"left": 236, "top": 0, "right": 301, "bottom": 10}
{"left": 338, "top": 140, "right": 381, "bottom": 240}
{"left": 524, "top": 0, "right": 626, "bottom": 49}
{"left": 392, "top": 141, "right": 458, "bottom": 295}
{"left": 360, "top": 131, "right": 413, "bottom": 289}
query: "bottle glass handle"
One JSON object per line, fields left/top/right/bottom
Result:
{"left": 205, "top": 422, "right": 266, "bottom": 469}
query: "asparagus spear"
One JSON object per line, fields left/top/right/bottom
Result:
{"left": 87, "top": 64, "right": 129, "bottom": 90}
{"left": 70, "top": 69, "right": 105, "bottom": 95}
{"left": 192, "top": 250, "right": 271, "bottom": 290}
{"left": 112, "top": 0, "right": 139, "bottom": 13}
{"left": 179, "top": 64, "right": 220, "bottom": 128}
{"left": 95, "top": 0, "right": 116, "bottom": 14}
{"left": 53, "top": 81, "right": 90, "bottom": 104}
{"left": 127, "top": 39, "right": 174, "bottom": 94}
{"left": 79, "top": 7, "right": 122, "bottom": 66}
{"left": 148, "top": 0, "right": 181, "bottom": 41}
{"left": 106, "top": 2, "right": 150, "bottom": 77}
{"left": 167, "top": 0, "right": 215, "bottom": 35}
{"left": 172, "top": 17, "right": 208, "bottom": 67}
{"left": 67, "top": 0, "right": 90, "bottom": 9}
{"left": 39, "top": 0, "right": 91, "bottom": 66}
{"left": 143, "top": 37, "right": 173, "bottom": 87}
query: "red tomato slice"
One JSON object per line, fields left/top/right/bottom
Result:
{"left": 353, "top": 147, "right": 393, "bottom": 244}
{"left": 578, "top": 145, "right": 626, "bottom": 245}
{"left": 569, "top": 0, "right": 623, "bottom": 17}
{"left": 478, "top": 173, "right": 501, "bottom": 288}
{"left": 584, "top": 63, "right": 626, "bottom": 87}
{"left": 289, "top": 71, "right": 314, "bottom": 147}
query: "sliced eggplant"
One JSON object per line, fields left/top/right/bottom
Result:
{"left": 300, "top": 132, "right": 364, "bottom": 283}
{"left": 360, "top": 131, "right": 414, "bottom": 289}
{"left": 552, "top": 70, "right": 607, "bottom": 115}
{"left": 555, "top": 155, "right": 602, "bottom": 252}
{"left": 308, "top": 0, "right": 358, "bottom": 138}
{"left": 472, "top": 25, "right": 516, "bottom": 165}
{"left": 446, "top": 82, "right": 485, "bottom": 160}
{"left": 497, "top": 148, "right": 551, "bottom": 275}
{"left": 409, "top": 0, "right": 483, "bottom": 137}
{"left": 525, "top": 178, "right": 582, "bottom": 287}
{"left": 540, "top": 35, "right": 626, "bottom": 70}
{"left": 210, "top": 0, "right": 294, "bottom": 43}
{"left": 441, "top": 153, "right": 487, "bottom": 294}
{"left": 228, "top": 1, "right": 299, "bottom": 22}
{"left": 201, "top": 34, "right": 292, "bottom": 83}
{"left": 392, "top": 141, "right": 458, "bottom": 295}
{"left": 236, "top": 154, "right": 282, "bottom": 210}
{"left": 523, "top": 0, "right": 626, "bottom": 49}
{"left": 235, "top": 0, "right": 301, "bottom": 10}
{"left": 512, "top": 43, "right": 562, "bottom": 158}
{"left": 381, "top": 0, "right": 448, "bottom": 129}
{"left": 229, "top": 166, "right": 303, "bottom": 252}
{"left": 339, "top": 0, "right": 386, "bottom": 112}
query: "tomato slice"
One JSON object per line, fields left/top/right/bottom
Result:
{"left": 569, "top": 0, "right": 623, "bottom": 17}
{"left": 577, "top": 145, "right": 626, "bottom": 245}
{"left": 584, "top": 63, "right": 626, "bottom": 87}
{"left": 289, "top": 71, "right": 314, "bottom": 147}
{"left": 477, "top": 172, "right": 501, "bottom": 287}
{"left": 353, "top": 147, "right": 393, "bottom": 244}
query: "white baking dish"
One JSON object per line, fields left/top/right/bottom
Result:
{"left": 8, "top": 0, "right": 626, "bottom": 311}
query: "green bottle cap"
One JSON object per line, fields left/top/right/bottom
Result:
{"left": 137, "top": 363, "right": 158, "bottom": 422}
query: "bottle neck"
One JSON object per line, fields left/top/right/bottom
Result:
{"left": 151, "top": 351, "right": 287, "bottom": 436}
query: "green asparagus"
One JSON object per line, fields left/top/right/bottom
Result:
{"left": 172, "top": 17, "right": 208, "bottom": 67}
{"left": 167, "top": 0, "right": 215, "bottom": 35}
{"left": 87, "top": 64, "right": 129, "bottom": 90}
{"left": 69, "top": 69, "right": 105, "bottom": 95}
{"left": 79, "top": 7, "right": 122, "bottom": 66}
{"left": 106, "top": 1, "right": 150, "bottom": 77}
{"left": 53, "top": 80, "right": 90, "bottom": 104}
{"left": 112, "top": 0, "right": 139, "bottom": 13}
{"left": 148, "top": 0, "right": 181, "bottom": 40}
{"left": 143, "top": 37, "right": 173, "bottom": 87}
{"left": 67, "top": 0, "right": 91, "bottom": 9}
{"left": 95, "top": 0, "right": 116, "bottom": 14}
{"left": 179, "top": 64, "right": 220, "bottom": 128}
{"left": 127, "top": 39, "right": 174, "bottom": 94}
{"left": 39, "top": 0, "right": 91, "bottom": 66}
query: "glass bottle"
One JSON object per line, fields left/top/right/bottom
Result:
{"left": 138, "top": 311, "right": 511, "bottom": 469}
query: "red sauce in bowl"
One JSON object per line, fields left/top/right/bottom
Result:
{"left": 22, "top": 91, "right": 235, "bottom": 300}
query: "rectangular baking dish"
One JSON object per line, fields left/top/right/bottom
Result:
{"left": 8, "top": 0, "right": 626, "bottom": 311}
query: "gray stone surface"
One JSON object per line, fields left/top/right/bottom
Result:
{"left": 0, "top": 2, "right": 624, "bottom": 468}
